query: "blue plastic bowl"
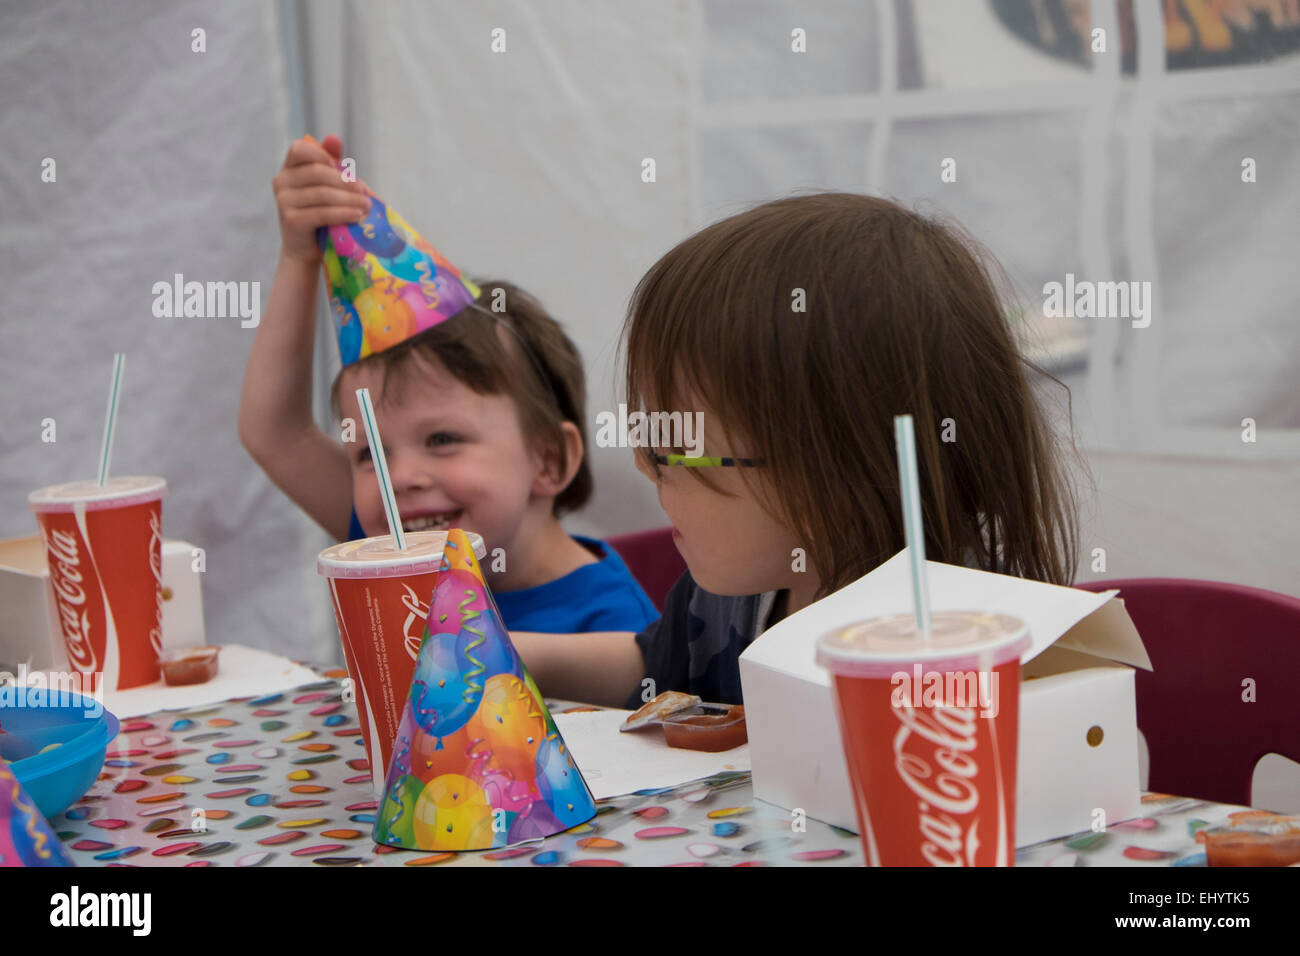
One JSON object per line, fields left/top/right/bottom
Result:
{"left": 2, "top": 691, "right": 119, "bottom": 821}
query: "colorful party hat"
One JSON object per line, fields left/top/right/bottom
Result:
{"left": 0, "top": 757, "right": 74, "bottom": 867}
{"left": 375, "top": 529, "right": 597, "bottom": 851}
{"left": 318, "top": 187, "right": 480, "bottom": 365}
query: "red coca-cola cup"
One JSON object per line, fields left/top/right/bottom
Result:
{"left": 28, "top": 476, "right": 168, "bottom": 691}
{"left": 317, "top": 531, "right": 485, "bottom": 791}
{"left": 817, "top": 612, "right": 1030, "bottom": 866}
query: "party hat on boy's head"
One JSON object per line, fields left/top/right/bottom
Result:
{"left": 0, "top": 756, "right": 74, "bottom": 867}
{"left": 375, "top": 528, "right": 597, "bottom": 852}
{"left": 318, "top": 184, "right": 480, "bottom": 365}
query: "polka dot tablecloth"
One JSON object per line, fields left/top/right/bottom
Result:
{"left": 52, "top": 670, "right": 1249, "bottom": 867}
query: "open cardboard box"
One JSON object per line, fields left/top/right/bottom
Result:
{"left": 0, "top": 534, "right": 206, "bottom": 672}
{"left": 739, "top": 550, "right": 1151, "bottom": 848}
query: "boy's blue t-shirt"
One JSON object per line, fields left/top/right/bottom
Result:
{"left": 492, "top": 536, "right": 659, "bottom": 634}
{"left": 347, "top": 510, "right": 658, "bottom": 634}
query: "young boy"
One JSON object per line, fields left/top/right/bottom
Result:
{"left": 238, "top": 134, "right": 658, "bottom": 634}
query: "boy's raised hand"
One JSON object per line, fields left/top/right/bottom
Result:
{"left": 272, "top": 134, "right": 371, "bottom": 264}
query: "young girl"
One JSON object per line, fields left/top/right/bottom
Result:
{"left": 513, "top": 192, "right": 1080, "bottom": 706}
{"left": 238, "top": 134, "right": 657, "bottom": 634}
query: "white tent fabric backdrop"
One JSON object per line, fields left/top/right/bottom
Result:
{"left": 2, "top": 0, "right": 1297, "bottom": 677}
{"left": 0, "top": 0, "right": 330, "bottom": 663}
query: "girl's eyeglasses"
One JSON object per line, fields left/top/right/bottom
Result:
{"left": 649, "top": 453, "right": 766, "bottom": 468}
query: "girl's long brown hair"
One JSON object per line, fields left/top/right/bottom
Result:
{"left": 623, "top": 193, "right": 1080, "bottom": 596}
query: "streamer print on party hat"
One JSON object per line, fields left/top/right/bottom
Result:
{"left": 317, "top": 176, "right": 480, "bottom": 365}
{"left": 375, "top": 528, "right": 596, "bottom": 852}
{"left": 0, "top": 757, "right": 74, "bottom": 867}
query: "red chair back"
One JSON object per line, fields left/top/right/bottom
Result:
{"left": 605, "top": 527, "right": 687, "bottom": 612}
{"left": 1076, "top": 577, "right": 1300, "bottom": 807}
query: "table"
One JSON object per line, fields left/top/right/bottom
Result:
{"left": 54, "top": 670, "right": 1245, "bottom": 866}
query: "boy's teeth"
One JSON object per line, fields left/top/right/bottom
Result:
{"left": 401, "top": 512, "right": 458, "bottom": 532}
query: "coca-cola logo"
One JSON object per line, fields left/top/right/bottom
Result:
{"left": 893, "top": 705, "right": 981, "bottom": 866}
{"left": 43, "top": 526, "right": 99, "bottom": 673}
{"left": 400, "top": 584, "right": 429, "bottom": 662}
{"left": 148, "top": 510, "right": 164, "bottom": 655}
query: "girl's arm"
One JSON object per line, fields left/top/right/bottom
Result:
{"left": 238, "top": 136, "right": 370, "bottom": 542}
{"left": 510, "top": 631, "right": 645, "bottom": 709}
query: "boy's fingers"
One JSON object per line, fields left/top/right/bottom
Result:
{"left": 283, "top": 137, "right": 331, "bottom": 168}
{"left": 274, "top": 162, "right": 368, "bottom": 194}
{"left": 284, "top": 134, "right": 347, "bottom": 176}
{"left": 282, "top": 135, "right": 357, "bottom": 174}
{"left": 311, "top": 136, "right": 368, "bottom": 193}
{"left": 278, "top": 184, "right": 371, "bottom": 213}
{"left": 284, "top": 204, "right": 372, "bottom": 229}
{"left": 320, "top": 134, "right": 344, "bottom": 162}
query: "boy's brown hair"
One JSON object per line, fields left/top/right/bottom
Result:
{"left": 623, "top": 192, "right": 1080, "bottom": 595}
{"left": 332, "top": 279, "right": 593, "bottom": 516}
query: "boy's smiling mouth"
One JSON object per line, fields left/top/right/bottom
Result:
{"left": 401, "top": 510, "right": 462, "bottom": 532}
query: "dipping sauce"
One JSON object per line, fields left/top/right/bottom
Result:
{"left": 159, "top": 646, "right": 221, "bottom": 686}
{"left": 1197, "top": 812, "right": 1300, "bottom": 867}
{"left": 662, "top": 704, "right": 747, "bottom": 752}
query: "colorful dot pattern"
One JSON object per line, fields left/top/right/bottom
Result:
{"left": 50, "top": 671, "right": 1242, "bottom": 867}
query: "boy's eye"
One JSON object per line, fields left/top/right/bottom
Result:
{"left": 357, "top": 446, "right": 373, "bottom": 466}
{"left": 427, "top": 432, "right": 459, "bottom": 449}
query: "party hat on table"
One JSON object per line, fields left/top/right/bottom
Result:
{"left": 318, "top": 185, "right": 480, "bottom": 365}
{"left": 375, "top": 529, "right": 597, "bottom": 851}
{"left": 0, "top": 756, "right": 74, "bottom": 867}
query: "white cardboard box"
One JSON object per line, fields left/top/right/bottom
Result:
{"left": 0, "top": 534, "right": 206, "bottom": 672}
{"left": 740, "top": 550, "right": 1151, "bottom": 848}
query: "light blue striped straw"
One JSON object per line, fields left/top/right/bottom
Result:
{"left": 355, "top": 387, "right": 406, "bottom": 551}
{"left": 894, "top": 415, "right": 931, "bottom": 637}
{"left": 97, "top": 353, "right": 125, "bottom": 487}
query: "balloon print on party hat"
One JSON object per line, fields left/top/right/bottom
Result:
{"left": 0, "top": 757, "right": 74, "bottom": 867}
{"left": 376, "top": 529, "right": 597, "bottom": 852}
{"left": 317, "top": 180, "right": 480, "bottom": 365}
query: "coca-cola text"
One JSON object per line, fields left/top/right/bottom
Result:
{"left": 43, "top": 526, "right": 99, "bottom": 674}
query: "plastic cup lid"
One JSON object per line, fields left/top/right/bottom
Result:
{"left": 816, "top": 611, "right": 1030, "bottom": 678}
{"left": 28, "top": 476, "right": 168, "bottom": 513}
{"left": 317, "top": 530, "right": 486, "bottom": 578}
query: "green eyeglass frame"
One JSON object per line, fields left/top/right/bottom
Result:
{"left": 649, "top": 453, "right": 766, "bottom": 468}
